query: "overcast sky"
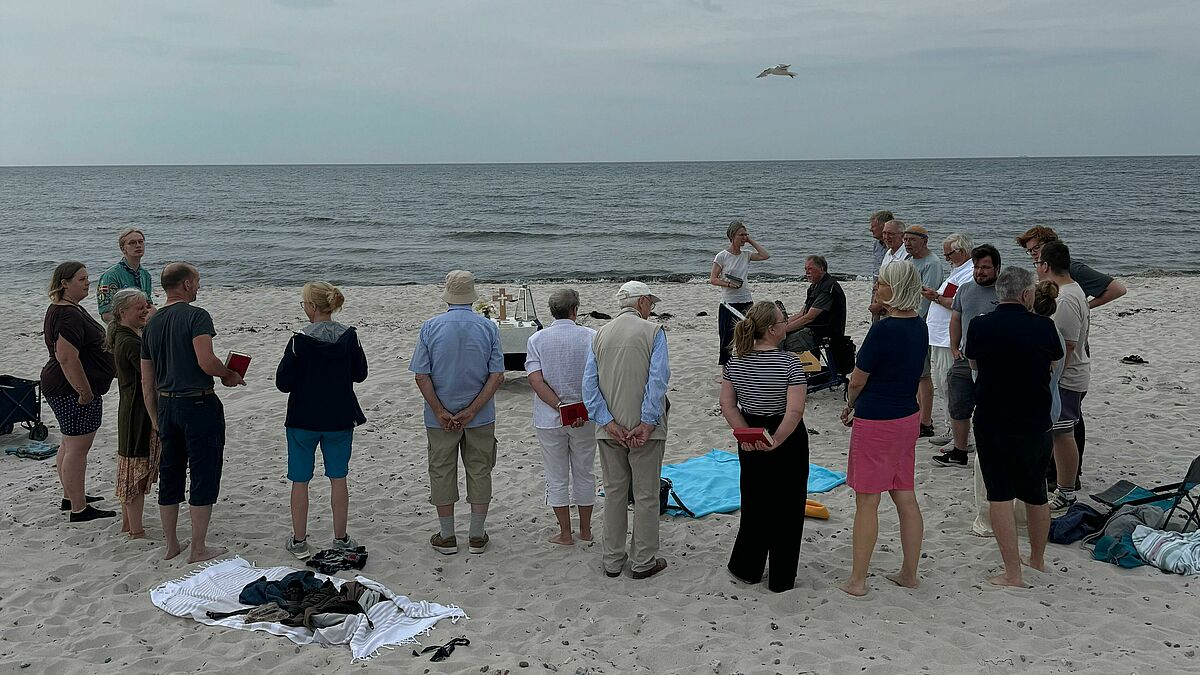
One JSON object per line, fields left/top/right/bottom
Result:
{"left": 2, "top": 0, "right": 1198, "bottom": 165}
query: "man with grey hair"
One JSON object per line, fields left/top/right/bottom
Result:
{"left": 903, "top": 225, "right": 947, "bottom": 437}
{"left": 525, "top": 288, "right": 598, "bottom": 546}
{"left": 921, "top": 233, "right": 974, "bottom": 446}
{"left": 411, "top": 270, "right": 505, "bottom": 555}
{"left": 964, "top": 266, "right": 1063, "bottom": 587}
{"left": 869, "top": 219, "right": 911, "bottom": 321}
{"left": 583, "top": 281, "right": 671, "bottom": 579}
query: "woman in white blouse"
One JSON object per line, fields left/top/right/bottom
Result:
{"left": 710, "top": 221, "right": 770, "bottom": 365}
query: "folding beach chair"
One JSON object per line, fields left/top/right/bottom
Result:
{"left": 1089, "top": 454, "right": 1200, "bottom": 533}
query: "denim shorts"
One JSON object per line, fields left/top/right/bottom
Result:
{"left": 286, "top": 428, "right": 354, "bottom": 482}
{"left": 947, "top": 358, "right": 977, "bottom": 421}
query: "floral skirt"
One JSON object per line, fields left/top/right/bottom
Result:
{"left": 116, "top": 435, "right": 161, "bottom": 504}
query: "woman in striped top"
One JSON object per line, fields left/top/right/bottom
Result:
{"left": 719, "top": 300, "right": 809, "bottom": 592}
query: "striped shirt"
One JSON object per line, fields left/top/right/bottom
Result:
{"left": 722, "top": 349, "right": 807, "bottom": 416}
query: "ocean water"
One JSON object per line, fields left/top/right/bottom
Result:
{"left": 1, "top": 156, "right": 1197, "bottom": 291}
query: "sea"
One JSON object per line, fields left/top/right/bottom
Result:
{"left": 1, "top": 156, "right": 1197, "bottom": 291}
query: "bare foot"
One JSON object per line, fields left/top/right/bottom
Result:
{"left": 885, "top": 572, "right": 919, "bottom": 589}
{"left": 578, "top": 530, "right": 593, "bottom": 542}
{"left": 163, "top": 539, "right": 188, "bottom": 560}
{"left": 986, "top": 573, "right": 1030, "bottom": 588}
{"left": 1021, "top": 555, "right": 1048, "bottom": 573}
{"left": 187, "top": 545, "right": 228, "bottom": 564}
{"left": 548, "top": 532, "right": 575, "bottom": 546}
{"left": 839, "top": 579, "right": 868, "bottom": 597}
{"left": 128, "top": 530, "right": 147, "bottom": 540}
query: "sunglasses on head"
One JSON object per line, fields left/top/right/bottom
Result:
{"left": 413, "top": 637, "right": 470, "bottom": 662}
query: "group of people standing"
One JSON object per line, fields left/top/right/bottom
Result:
{"left": 705, "top": 212, "right": 1125, "bottom": 593}
{"left": 37, "top": 214, "right": 1125, "bottom": 594}
{"left": 41, "top": 229, "right": 366, "bottom": 565}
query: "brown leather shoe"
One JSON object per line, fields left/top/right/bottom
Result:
{"left": 468, "top": 533, "right": 489, "bottom": 554}
{"left": 430, "top": 533, "right": 458, "bottom": 555}
{"left": 629, "top": 557, "right": 668, "bottom": 580}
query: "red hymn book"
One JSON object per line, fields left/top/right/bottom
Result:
{"left": 733, "top": 427, "right": 774, "bottom": 445}
{"left": 558, "top": 401, "right": 589, "bottom": 426}
{"left": 225, "top": 351, "right": 252, "bottom": 377}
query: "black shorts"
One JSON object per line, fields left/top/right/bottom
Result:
{"left": 974, "top": 426, "right": 1052, "bottom": 505}
{"left": 157, "top": 394, "right": 225, "bottom": 507}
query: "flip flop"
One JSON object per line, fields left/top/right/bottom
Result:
{"left": 1120, "top": 354, "right": 1149, "bottom": 364}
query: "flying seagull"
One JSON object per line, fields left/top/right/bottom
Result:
{"left": 756, "top": 64, "right": 796, "bottom": 79}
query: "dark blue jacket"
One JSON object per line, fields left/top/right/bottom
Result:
{"left": 276, "top": 328, "right": 368, "bottom": 431}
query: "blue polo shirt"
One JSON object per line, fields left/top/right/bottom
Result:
{"left": 409, "top": 305, "right": 505, "bottom": 428}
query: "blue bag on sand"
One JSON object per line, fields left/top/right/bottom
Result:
{"left": 1049, "top": 503, "right": 1106, "bottom": 544}
{"left": 1092, "top": 534, "right": 1147, "bottom": 568}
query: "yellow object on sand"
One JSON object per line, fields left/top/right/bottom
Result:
{"left": 794, "top": 350, "right": 823, "bottom": 373}
{"left": 805, "top": 499, "right": 829, "bottom": 519}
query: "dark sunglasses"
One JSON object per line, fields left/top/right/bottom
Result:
{"left": 413, "top": 637, "right": 470, "bottom": 662}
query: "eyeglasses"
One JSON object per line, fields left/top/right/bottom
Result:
{"left": 1025, "top": 243, "right": 1043, "bottom": 257}
{"left": 413, "top": 637, "right": 470, "bottom": 662}
{"left": 943, "top": 248, "right": 962, "bottom": 260}
{"left": 1034, "top": 260, "right": 1049, "bottom": 268}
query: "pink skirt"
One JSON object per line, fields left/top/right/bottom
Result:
{"left": 847, "top": 412, "right": 920, "bottom": 493}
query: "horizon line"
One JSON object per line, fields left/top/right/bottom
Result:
{"left": 2, "top": 152, "right": 1198, "bottom": 169}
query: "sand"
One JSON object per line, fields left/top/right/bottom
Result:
{"left": 1, "top": 277, "right": 1198, "bottom": 674}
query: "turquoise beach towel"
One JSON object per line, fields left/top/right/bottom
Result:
{"left": 661, "top": 449, "right": 847, "bottom": 518}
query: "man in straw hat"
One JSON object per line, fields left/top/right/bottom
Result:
{"left": 583, "top": 280, "right": 671, "bottom": 580}
{"left": 411, "top": 270, "right": 505, "bottom": 555}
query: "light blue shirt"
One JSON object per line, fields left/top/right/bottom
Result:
{"left": 582, "top": 329, "right": 670, "bottom": 428}
{"left": 409, "top": 305, "right": 505, "bottom": 428}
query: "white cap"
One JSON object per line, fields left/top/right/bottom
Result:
{"left": 616, "top": 280, "right": 660, "bottom": 304}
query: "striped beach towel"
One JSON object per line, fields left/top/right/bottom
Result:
{"left": 150, "top": 557, "right": 467, "bottom": 661}
{"left": 1131, "top": 525, "right": 1200, "bottom": 576}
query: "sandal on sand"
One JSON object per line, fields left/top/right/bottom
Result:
{"left": 1121, "top": 354, "right": 1148, "bottom": 364}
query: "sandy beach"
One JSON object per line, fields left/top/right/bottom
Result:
{"left": 1, "top": 276, "right": 1198, "bottom": 674}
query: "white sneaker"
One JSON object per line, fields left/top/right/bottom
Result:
{"left": 331, "top": 535, "right": 358, "bottom": 550}
{"left": 928, "top": 430, "right": 954, "bottom": 446}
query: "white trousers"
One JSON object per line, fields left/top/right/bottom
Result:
{"left": 930, "top": 345, "right": 955, "bottom": 428}
{"left": 536, "top": 424, "right": 597, "bottom": 507}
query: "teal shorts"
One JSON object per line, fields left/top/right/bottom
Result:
{"left": 286, "top": 428, "right": 353, "bottom": 482}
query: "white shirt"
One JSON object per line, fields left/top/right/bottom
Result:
{"left": 714, "top": 249, "right": 753, "bottom": 304}
{"left": 879, "top": 246, "right": 910, "bottom": 272}
{"left": 926, "top": 259, "right": 973, "bottom": 347}
{"left": 525, "top": 319, "right": 597, "bottom": 429}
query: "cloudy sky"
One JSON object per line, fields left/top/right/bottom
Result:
{"left": 2, "top": 0, "right": 1197, "bottom": 164}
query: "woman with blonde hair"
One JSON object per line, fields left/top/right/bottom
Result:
{"left": 719, "top": 300, "right": 808, "bottom": 592}
{"left": 41, "top": 262, "right": 116, "bottom": 522}
{"left": 276, "top": 282, "right": 369, "bottom": 558}
{"left": 710, "top": 221, "right": 770, "bottom": 365}
{"left": 106, "top": 288, "right": 158, "bottom": 538}
{"left": 838, "top": 260, "right": 927, "bottom": 596}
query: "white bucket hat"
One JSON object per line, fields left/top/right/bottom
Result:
{"left": 442, "top": 270, "right": 479, "bottom": 305}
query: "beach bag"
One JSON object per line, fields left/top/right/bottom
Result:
{"left": 630, "top": 478, "right": 695, "bottom": 517}
{"left": 1049, "top": 503, "right": 1106, "bottom": 544}
{"left": 1092, "top": 534, "right": 1147, "bottom": 568}
{"left": 827, "top": 336, "right": 856, "bottom": 376}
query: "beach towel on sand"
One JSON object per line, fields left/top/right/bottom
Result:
{"left": 150, "top": 557, "right": 467, "bottom": 662}
{"left": 3, "top": 440, "right": 58, "bottom": 460}
{"left": 660, "top": 449, "right": 846, "bottom": 518}
{"left": 1132, "top": 525, "right": 1200, "bottom": 575}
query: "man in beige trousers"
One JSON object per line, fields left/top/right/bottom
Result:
{"left": 583, "top": 281, "right": 671, "bottom": 579}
